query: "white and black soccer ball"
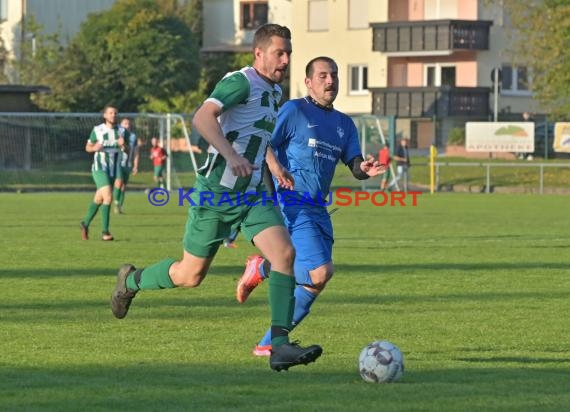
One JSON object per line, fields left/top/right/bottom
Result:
{"left": 358, "top": 340, "right": 404, "bottom": 383}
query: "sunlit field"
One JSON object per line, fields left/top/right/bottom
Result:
{"left": 1, "top": 192, "right": 569, "bottom": 411}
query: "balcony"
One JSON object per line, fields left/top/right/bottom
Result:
{"left": 371, "top": 20, "right": 493, "bottom": 55}
{"left": 369, "top": 86, "right": 491, "bottom": 118}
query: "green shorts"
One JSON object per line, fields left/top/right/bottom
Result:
{"left": 92, "top": 170, "right": 114, "bottom": 189}
{"left": 118, "top": 166, "right": 131, "bottom": 184}
{"left": 154, "top": 165, "right": 165, "bottom": 178}
{"left": 183, "top": 181, "right": 285, "bottom": 258}
{"left": 381, "top": 168, "right": 392, "bottom": 181}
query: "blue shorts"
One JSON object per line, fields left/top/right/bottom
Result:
{"left": 282, "top": 206, "right": 334, "bottom": 287}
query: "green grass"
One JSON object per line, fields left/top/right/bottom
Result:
{"left": 1, "top": 193, "right": 569, "bottom": 411}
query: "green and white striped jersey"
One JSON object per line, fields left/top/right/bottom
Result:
{"left": 88, "top": 123, "right": 128, "bottom": 176}
{"left": 199, "top": 66, "right": 282, "bottom": 192}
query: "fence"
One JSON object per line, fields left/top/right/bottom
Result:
{"left": 432, "top": 162, "right": 570, "bottom": 194}
{"left": 0, "top": 112, "right": 199, "bottom": 191}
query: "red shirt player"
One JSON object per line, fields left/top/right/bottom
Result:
{"left": 149, "top": 137, "right": 167, "bottom": 188}
{"left": 378, "top": 143, "right": 391, "bottom": 191}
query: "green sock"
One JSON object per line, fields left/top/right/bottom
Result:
{"left": 126, "top": 258, "right": 176, "bottom": 291}
{"left": 112, "top": 187, "right": 121, "bottom": 203}
{"left": 269, "top": 271, "right": 295, "bottom": 347}
{"left": 100, "top": 204, "right": 110, "bottom": 233}
{"left": 119, "top": 190, "right": 126, "bottom": 207}
{"left": 83, "top": 202, "right": 100, "bottom": 226}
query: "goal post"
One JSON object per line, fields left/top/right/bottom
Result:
{"left": 351, "top": 114, "right": 398, "bottom": 191}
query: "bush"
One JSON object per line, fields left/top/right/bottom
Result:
{"left": 447, "top": 127, "right": 466, "bottom": 145}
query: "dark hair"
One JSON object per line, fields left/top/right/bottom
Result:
{"left": 305, "top": 56, "right": 337, "bottom": 77}
{"left": 253, "top": 24, "right": 291, "bottom": 50}
{"left": 102, "top": 104, "right": 117, "bottom": 114}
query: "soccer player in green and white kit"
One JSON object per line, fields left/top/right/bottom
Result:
{"left": 80, "top": 105, "right": 127, "bottom": 241}
{"left": 110, "top": 24, "right": 323, "bottom": 372}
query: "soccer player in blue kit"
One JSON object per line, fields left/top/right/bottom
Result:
{"left": 236, "top": 56, "right": 385, "bottom": 356}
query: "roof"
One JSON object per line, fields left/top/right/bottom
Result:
{"left": 0, "top": 85, "right": 51, "bottom": 94}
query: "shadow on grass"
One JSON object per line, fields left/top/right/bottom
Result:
{"left": 2, "top": 261, "right": 570, "bottom": 280}
{"left": 0, "top": 364, "right": 568, "bottom": 412}
{"left": 0, "top": 265, "right": 248, "bottom": 279}
{"left": 456, "top": 356, "right": 570, "bottom": 364}
{"left": 1, "top": 288, "right": 569, "bottom": 323}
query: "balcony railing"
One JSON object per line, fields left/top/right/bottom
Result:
{"left": 371, "top": 20, "right": 493, "bottom": 54}
{"left": 369, "top": 86, "right": 491, "bottom": 118}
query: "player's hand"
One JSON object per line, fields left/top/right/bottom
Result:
{"left": 274, "top": 168, "right": 294, "bottom": 190}
{"left": 228, "top": 153, "right": 258, "bottom": 177}
{"left": 93, "top": 142, "right": 104, "bottom": 152}
{"left": 361, "top": 159, "right": 386, "bottom": 177}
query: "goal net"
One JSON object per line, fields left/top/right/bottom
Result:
{"left": 351, "top": 114, "right": 399, "bottom": 191}
{"left": 0, "top": 112, "right": 200, "bottom": 191}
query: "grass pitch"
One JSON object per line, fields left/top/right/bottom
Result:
{"left": 1, "top": 192, "right": 569, "bottom": 411}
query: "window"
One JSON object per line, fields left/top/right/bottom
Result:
{"left": 349, "top": 65, "right": 368, "bottom": 95}
{"left": 240, "top": 1, "right": 268, "bottom": 30}
{"left": 424, "top": 64, "right": 456, "bottom": 87}
{"left": 424, "top": 0, "right": 458, "bottom": 19}
{"left": 348, "top": 0, "right": 368, "bottom": 29}
{"left": 309, "top": 0, "right": 328, "bottom": 31}
{"left": 0, "top": 0, "right": 7, "bottom": 21}
{"left": 501, "top": 64, "right": 532, "bottom": 95}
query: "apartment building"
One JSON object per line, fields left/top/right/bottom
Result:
{"left": 288, "top": 0, "right": 540, "bottom": 148}
{"left": 0, "top": 0, "right": 116, "bottom": 81}
{"left": 202, "top": 0, "right": 291, "bottom": 52}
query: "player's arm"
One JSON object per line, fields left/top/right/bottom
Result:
{"left": 85, "top": 130, "right": 103, "bottom": 153}
{"left": 266, "top": 147, "right": 294, "bottom": 190}
{"left": 347, "top": 155, "right": 385, "bottom": 180}
{"left": 193, "top": 102, "right": 253, "bottom": 176}
{"left": 192, "top": 73, "right": 255, "bottom": 178}
{"left": 118, "top": 130, "right": 126, "bottom": 151}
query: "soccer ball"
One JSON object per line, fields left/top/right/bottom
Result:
{"left": 358, "top": 340, "right": 404, "bottom": 383}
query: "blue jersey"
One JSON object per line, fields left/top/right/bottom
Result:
{"left": 271, "top": 97, "right": 362, "bottom": 204}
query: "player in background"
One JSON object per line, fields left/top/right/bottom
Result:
{"left": 392, "top": 138, "right": 411, "bottom": 192}
{"left": 80, "top": 105, "right": 126, "bottom": 241}
{"left": 110, "top": 24, "right": 323, "bottom": 372}
{"left": 378, "top": 142, "right": 392, "bottom": 191}
{"left": 149, "top": 137, "right": 167, "bottom": 189}
{"left": 114, "top": 117, "right": 140, "bottom": 214}
{"left": 236, "top": 56, "right": 385, "bottom": 356}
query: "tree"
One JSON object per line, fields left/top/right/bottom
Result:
{"left": 39, "top": 0, "right": 201, "bottom": 112}
{"left": 16, "top": 15, "right": 65, "bottom": 89}
{"left": 499, "top": 0, "right": 570, "bottom": 118}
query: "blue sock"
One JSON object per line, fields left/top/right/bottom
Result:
{"left": 291, "top": 286, "right": 317, "bottom": 327}
{"left": 258, "top": 286, "right": 317, "bottom": 347}
{"left": 259, "top": 258, "right": 268, "bottom": 279}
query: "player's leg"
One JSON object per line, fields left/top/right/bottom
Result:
{"left": 97, "top": 184, "right": 114, "bottom": 240}
{"left": 114, "top": 161, "right": 129, "bottom": 214}
{"left": 242, "top": 202, "right": 322, "bottom": 371}
{"left": 381, "top": 169, "right": 391, "bottom": 191}
{"left": 111, "top": 198, "right": 229, "bottom": 319}
{"left": 81, "top": 171, "right": 111, "bottom": 240}
{"left": 155, "top": 166, "right": 165, "bottom": 189}
{"left": 254, "top": 212, "right": 334, "bottom": 355}
{"left": 114, "top": 168, "right": 129, "bottom": 213}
